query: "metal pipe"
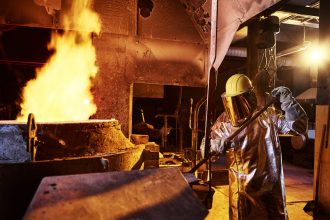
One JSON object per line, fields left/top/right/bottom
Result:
{"left": 189, "top": 98, "right": 193, "bottom": 129}
{"left": 276, "top": 41, "right": 310, "bottom": 58}
{"left": 191, "top": 96, "right": 207, "bottom": 165}
{"left": 226, "top": 45, "right": 311, "bottom": 60}
{"left": 227, "top": 47, "right": 247, "bottom": 57}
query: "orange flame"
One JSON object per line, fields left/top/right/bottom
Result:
{"left": 17, "top": 0, "right": 101, "bottom": 122}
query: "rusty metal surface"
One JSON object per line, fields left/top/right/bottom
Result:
{"left": 94, "top": 0, "right": 137, "bottom": 36}
{"left": 36, "top": 120, "right": 135, "bottom": 160}
{"left": 138, "top": 0, "right": 203, "bottom": 43}
{"left": 179, "top": 0, "right": 211, "bottom": 42}
{"left": 133, "top": 83, "right": 164, "bottom": 98}
{"left": 0, "top": 119, "right": 136, "bottom": 160}
{"left": 92, "top": 34, "right": 207, "bottom": 136}
{"left": 0, "top": 0, "right": 54, "bottom": 27}
{"left": 24, "top": 168, "right": 208, "bottom": 220}
{"left": 93, "top": 34, "right": 206, "bottom": 86}
{"left": 0, "top": 0, "right": 203, "bottom": 42}
{"left": 0, "top": 0, "right": 136, "bottom": 35}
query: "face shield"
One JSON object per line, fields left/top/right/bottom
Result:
{"left": 221, "top": 90, "right": 257, "bottom": 127}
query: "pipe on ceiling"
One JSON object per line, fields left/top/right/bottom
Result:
{"left": 226, "top": 46, "right": 307, "bottom": 66}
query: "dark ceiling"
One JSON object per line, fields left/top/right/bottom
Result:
{"left": 232, "top": 0, "right": 319, "bottom": 48}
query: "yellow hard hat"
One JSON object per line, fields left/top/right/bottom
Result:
{"left": 221, "top": 74, "right": 256, "bottom": 127}
{"left": 224, "top": 74, "right": 253, "bottom": 97}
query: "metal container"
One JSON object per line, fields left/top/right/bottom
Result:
{"left": 0, "top": 119, "right": 145, "bottom": 220}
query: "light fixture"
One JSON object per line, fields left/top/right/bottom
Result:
{"left": 310, "top": 48, "right": 323, "bottom": 62}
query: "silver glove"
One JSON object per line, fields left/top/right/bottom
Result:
{"left": 200, "top": 137, "right": 226, "bottom": 158}
{"left": 271, "top": 86, "right": 305, "bottom": 121}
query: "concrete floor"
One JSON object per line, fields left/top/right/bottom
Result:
{"left": 205, "top": 161, "right": 314, "bottom": 220}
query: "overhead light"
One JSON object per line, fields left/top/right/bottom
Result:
{"left": 310, "top": 48, "right": 322, "bottom": 62}
{"left": 300, "top": 43, "right": 326, "bottom": 65}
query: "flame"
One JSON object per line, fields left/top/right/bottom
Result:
{"left": 17, "top": 0, "right": 101, "bottom": 122}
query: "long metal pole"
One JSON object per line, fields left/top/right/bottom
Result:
{"left": 189, "top": 98, "right": 276, "bottom": 173}
{"left": 201, "top": 0, "right": 219, "bottom": 200}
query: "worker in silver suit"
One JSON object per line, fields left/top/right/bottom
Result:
{"left": 202, "top": 73, "right": 308, "bottom": 220}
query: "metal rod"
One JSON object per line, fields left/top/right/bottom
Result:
{"left": 189, "top": 152, "right": 217, "bottom": 173}
{"left": 189, "top": 98, "right": 193, "bottom": 130}
{"left": 188, "top": 98, "right": 276, "bottom": 173}
{"left": 140, "top": 109, "right": 145, "bottom": 123}
{"left": 191, "top": 96, "right": 207, "bottom": 165}
{"left": 227, "top": 98, "right": 276, "bottom": 142}
{"left": 203, "top": 0, "right": 219, "bottom": 197}
{"left": 0, "top": 59, "right": 46, "bottom": 66}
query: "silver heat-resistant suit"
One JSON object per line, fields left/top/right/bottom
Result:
{"left": 206, "top": 86, "right": 308, "bottom": 220}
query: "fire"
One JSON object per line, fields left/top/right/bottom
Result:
{"left": 17, "top": 0, "right": 101, "bottom": 122}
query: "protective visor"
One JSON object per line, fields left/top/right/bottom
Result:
{"left": 221, "top": 91, "right": 257, "bottom": 127}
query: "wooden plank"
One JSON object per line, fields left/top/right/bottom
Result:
{"left": 317, "top": 0, "right": 330, "bottom": 105}
{"left": 315, "top": 105, "right": 330, "bottom": 213}
{"left": 24, "top": 168, "right": 208, "bottom": 220}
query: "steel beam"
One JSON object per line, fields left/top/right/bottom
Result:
{"left": 280, "top": 4, "right": 319, "bottom": 18}
{"left": 239, "top": 0, "right": 290, "bottom": 30}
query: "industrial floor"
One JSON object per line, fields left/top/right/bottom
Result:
{"left": 205, "top": 161, "right": 316, "bottom": 220}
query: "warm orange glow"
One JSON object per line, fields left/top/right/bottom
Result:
{"left": 301, "top": 41, "right": 328, "bottom": 66}
{"left": 17, "top": 0, "right": 101, "bottom": 122}
{"left": 310, "top": 48, "right": 322, "bottom": 62}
